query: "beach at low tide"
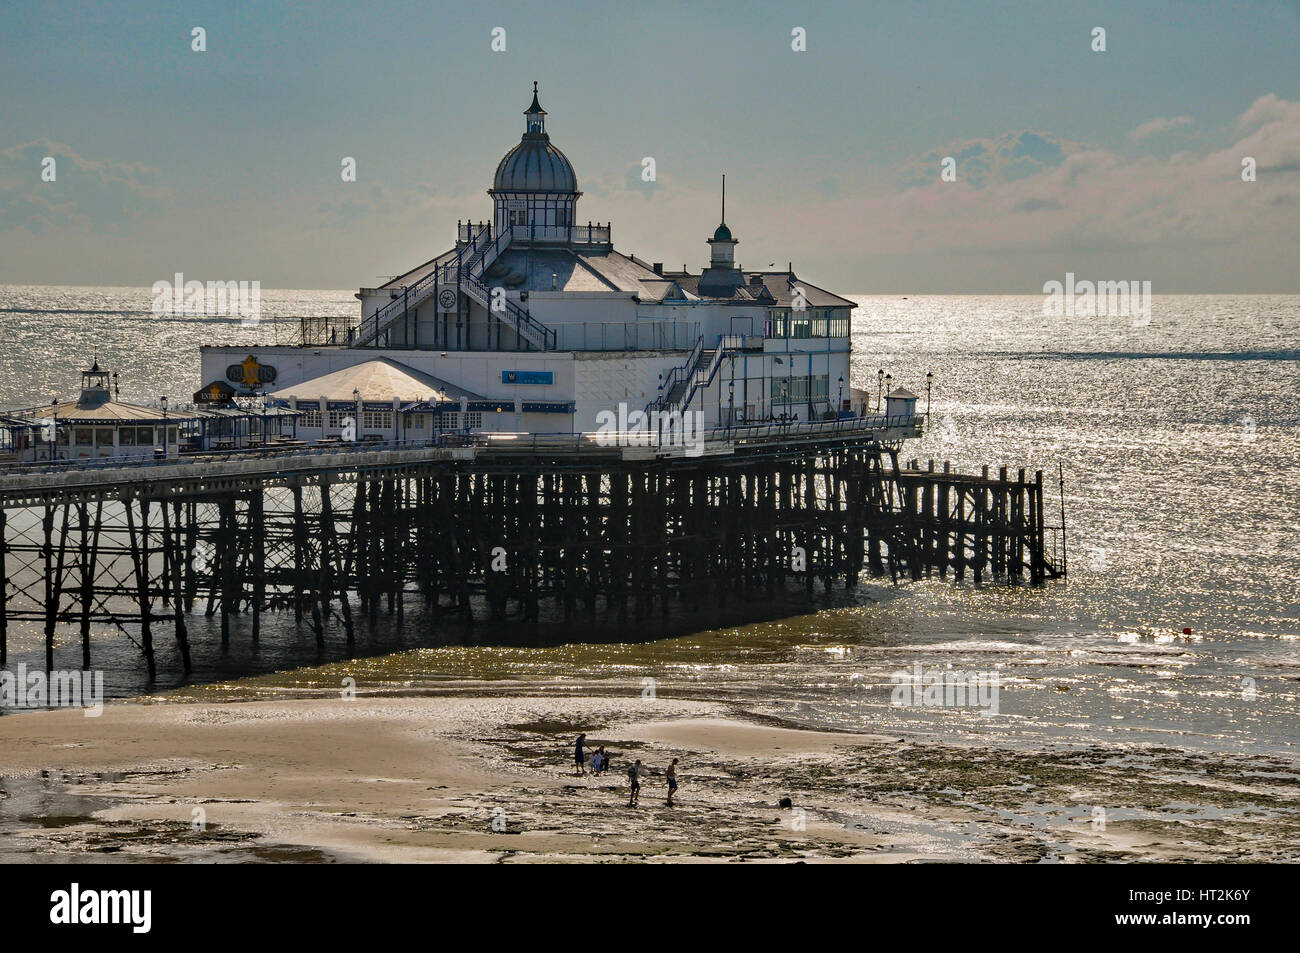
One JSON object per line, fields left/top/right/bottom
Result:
{"left": 3, "top": 690, "right": 1298, "bottom": 863}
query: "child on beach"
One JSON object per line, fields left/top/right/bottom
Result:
{"left": 590, "top": 747, "right": 604, "bottom": 774}
{"left": 627, "top": 759, "right": 642, "bottom": 807}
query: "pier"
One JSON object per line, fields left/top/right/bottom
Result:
{"left": 0, "top": 416, "right": 1063, "bottom": 679}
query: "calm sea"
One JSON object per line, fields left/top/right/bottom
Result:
{"left": 0, "top": 286, "right": 1296, "bottom": 759}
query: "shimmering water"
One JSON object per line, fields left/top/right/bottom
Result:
{"left": 1, "top": 287, "right": 1296, "bottom": 759}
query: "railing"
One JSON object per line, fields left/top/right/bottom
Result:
{"left": 664, "top": 333, "right": 745, "bottom": 415}
{"left": 298, "top": 315, "right": 356, "bottom": 346}
{"left": 355, "top": 223, "right": 557, "bottom": 351}
{"left": 555, "top": 321, "right": 701, "bottom": 352}
{"left": 0, "top": 413, "right": 925, "bottom": 494}
{"left": 459, "top": 221, "right": 610, "bottom": 245}
{"left": 461, "top": 273, "right": 557, "bottom": 350}
{"left": 354, "top": 223, "right": 491, "bottom": 347}
{"left": 650, "top": 335, "right": 705, "bottom": 412}
{"left": 458, "top": 221, "right": 493, "bottom": 243}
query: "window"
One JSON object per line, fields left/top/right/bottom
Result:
{"left": 828, "top": 309, "right": 850, "bottom": 337}
{"left": 300, "top": 409, "right": 321, "bottom": 428}
{"left": 769, "top": 309, "right": 786, "bottom": 338}
{"left": 120, "top": 427, "right": 136, "bottom": 446}
{"left": 411, "top": 415, "right": 425, "bottom": 430}
{"left": 327, "top": 410, "right": 350, "bottom": 430}
{"left": 363, "top": 410, "right": 393, "bottom": 430}
{"left": 510, "top": 210, "right": 529, "bottom": 226}
{"left": 136, "top": 426, "right": 154, "bottom": 445}
{"left": 810, "top": 309, "right": 828, "bottom": 337}
{"left": 784, "top": 375, "right": 830, "bottom": 402}
{"left": 791, "top": 313, "right": 811, "bottom": 338}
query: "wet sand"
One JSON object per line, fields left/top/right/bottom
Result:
{"left": 2, "top": 694, "right": 1297, "bottom": 862}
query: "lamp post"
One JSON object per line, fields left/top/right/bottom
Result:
{"left": 884, "top": 374, "right": 892, "bottom": 420}
{"left": 160, "top": 395, "right": 168, "bottom": 458}
{"left": 727, "top": 379, "right": 735, "bottom": 435}
{"left": 837, "top": 375, "right": 845, "bottom": 418}
{"left": 262, "top": 393, "right": 269, "bottom": 448}
{"left": 49, "top": 397, "right": 58, "bottom": 461}
{"left": 352, "top": 387, "right": 361, "bottom": 443}
{"left": 780, "top": 383, "right": 789, "bottom": 429}
{"left": 876, "top": 369, "right": 884, "bottom": 412}
{"left": 925, "top": 371, "right": 934, "bottom": 420}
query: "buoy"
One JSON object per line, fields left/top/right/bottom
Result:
{"left": 1182, "top": 627, "right": 1192, "bottom": 635}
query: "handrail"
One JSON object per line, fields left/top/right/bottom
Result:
{"left": 650, "top": 335, "right": 704, "bottom": 412}
{"left": 0, "top": 415, "right": 926, "bottom": 481}
{"left": 354, "top": 223, "right": 491, "bottom": 346}
{"left": 671, "top": 333, "right": 745, "bottom": 415}
{"left": 461, "top": 273, "right": 557, "bottom": 350}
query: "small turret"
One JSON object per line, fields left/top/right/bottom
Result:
{"left": 698, "top": 174, "right": 744, "bottom": 296}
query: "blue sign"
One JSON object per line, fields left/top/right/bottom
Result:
{"left": 502, "top": 370, "right": 553, "bottom": 385}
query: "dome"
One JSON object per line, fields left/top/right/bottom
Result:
{"left": 493, "top": 139, "right": 578, "bottom": 193}
{"left": 711, "top": 223, "right": 734, "bottom": 242}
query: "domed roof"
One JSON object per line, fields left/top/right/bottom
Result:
{"left": 711, "top": 223, "right": 734, "bottom": 242}
{"left": 491, "top": 83, "right": 578, "bottom": 194}
{"left": 493, "top": 139, "right": 578, "bottom": 193}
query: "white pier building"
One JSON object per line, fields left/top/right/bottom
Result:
{"left": 199, "top": 85, "right": 856, "bottom": 442}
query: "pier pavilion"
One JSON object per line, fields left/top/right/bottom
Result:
{"left": 200, "top": 83, "right": 858, "bottom": 440}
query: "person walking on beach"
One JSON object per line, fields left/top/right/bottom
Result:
{"left": 574, "top": 733, "right": 590, "bottom": 776}
{"left": 627, "top": 759, "right": 642, "bottom": 807}
{"left": 665, "top": 758, "right": 679, "bottom": 807}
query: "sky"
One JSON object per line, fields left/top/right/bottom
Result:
{"left": 1, "top": 0, "right": 1298, "bottom": 292}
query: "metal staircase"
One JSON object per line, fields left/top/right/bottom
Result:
{"left": 648, "top": 333, "right": 744, "bottom": 415}
{"left": 352, "top": 224, "right": 556, "bottom": 350}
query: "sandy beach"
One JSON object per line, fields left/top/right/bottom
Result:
{"left": 3, "top": 693, "right": 1297, "bottom": 863}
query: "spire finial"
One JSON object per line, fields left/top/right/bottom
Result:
{"left": 721, "top": 173, "right": 726, "bottom": 225}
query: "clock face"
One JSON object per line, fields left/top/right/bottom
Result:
{"left": 438, "top": 288, "right": 457, "bottom": 310}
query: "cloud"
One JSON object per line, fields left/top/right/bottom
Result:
{"left": 901, "top": 130, "right": 1077, "bottom": 189}
{"left": 0, "top": 139, "right": 163, "bottom": 233}
{"left": 1128, "top": 115, "right": 1193, "bottom": 142}
{"left": 793, "top": 95, "right": 1300, "bottom": 266}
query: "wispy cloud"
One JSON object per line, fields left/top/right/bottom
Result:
{"left": 1128, "top": 115, "right": 1194, "bottom": 143}
{"left": 0, "top": 139, "right": 164, "bottom": 233}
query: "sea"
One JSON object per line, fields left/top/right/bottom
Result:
{"left": 0, "top": 286, "right": 1296, "bottom": 761}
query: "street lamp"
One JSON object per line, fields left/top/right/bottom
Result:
{"left": 160, "top": 395, "right": 168, "bottom": 458}
{"left": 876, "top": 369, "right": 884, "bottom": 412}
{"left": 353, "top": 388, "right": 361, "bottom": 443}
{"left": 884, "top": 374, "right": 892, "bottom": 419}
{"left": 925, "top": 371, "right": 934, "bottom": 420}
{"left": 49, "top": 397, "right": 58, "bottom": 461}
{"left": 837, "top": 375, "right": 845, "bottom": 417}
{"left": 780, "top": 382, "right": 789, "bottom": 428}
{"left": 727, "top": 379, "right": 735, "bottom": 434}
